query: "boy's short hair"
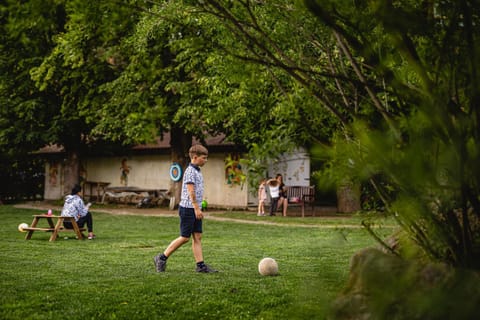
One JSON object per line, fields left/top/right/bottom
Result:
{"left": 189, "top": 144, "right": 208, "bottom": 158}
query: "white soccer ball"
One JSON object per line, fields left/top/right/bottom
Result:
{"left": 18, "top": 223, "right": 29, "bottom": 232}
{"left": 258, "top": 257, "right": 279, "bottom": 276}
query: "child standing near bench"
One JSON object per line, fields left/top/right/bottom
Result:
{"left": 257, "top": 178, "right": 267, "bottom": 216}
{"left": 276, "top": 174, "right": 288, "bottom": 216}
{"left": 266, "top": 178, "right": 280, "bottom": 216}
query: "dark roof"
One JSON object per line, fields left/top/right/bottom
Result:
{"left": 131, "top": 132, "right": 234, "bottom": 150}
{"left": 36, "top": 144, "right": 65, "bottom": 154}
{"left": 36, "top": 133, "right": 238, "bottom": 155}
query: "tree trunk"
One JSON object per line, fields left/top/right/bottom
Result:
{"left": 169, "top": 127, "right": 192, "bottom": 209}
{"left": 337, "top": 182, "right": 361, "bottom": 213}
{"left": 63, "top": 150, "right": 80, "bottom": 196}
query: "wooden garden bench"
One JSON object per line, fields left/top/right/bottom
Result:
{"left": 285, "top": 186, "right": 315, "bottom": 217}
{"left": 24, "top": 215, "right": 86, "bottom": 241}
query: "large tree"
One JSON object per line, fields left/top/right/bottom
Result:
{"left": 30, "top": 0, "right": 143, "bottom": 190}
{"left": 301, "top": 0, "right": 480, "bottom": 269}
{"left": 0, "top": 0, "right": 143, "bottom": 192}
{"left": 197, "top": 2, "right": 359, "bottom": 203}
{"left": 0, "top": 0, "right": 66, "bottom": 156}
{"left": 172, "top": 0, "right": 370, "bottom": 204}
{"left": 164, "top": 0, "right": 480, "bottom": 268}
{"left": 0, "top": 0, "right": 375, "bottom": 206}
{"left": 90, "top": 2, "right": 203, "bottom": 202}
{"left": 89, "top": 1, "right": 339, "bottom": 199}
{"left": 0, "top": 0, "right": 67, "bottom": 199}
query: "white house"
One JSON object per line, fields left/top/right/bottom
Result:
{"left": 40, "top": 135, "right": 311, "bottom": 210}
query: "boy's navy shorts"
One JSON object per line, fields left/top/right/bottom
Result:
{"left": 179, "top": 206, "right": 202, "bottom": 237}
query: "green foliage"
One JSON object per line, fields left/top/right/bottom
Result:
{"left": 331, "top": 248, "right": 480, "bottom": 320}
{"left": 28, "top": 1, "right": 142, "bottom": 147}
{"left": 0, "top": 0, "right": 66, "bottom": 154}
{"left": 305, "top": 0, "right": 480, "bottom": 268}
{"left": 180, "top": 0, "right": 345, "bottom": 148}
{"left": 0, "top": 158, "right": 44, "bottom": 202}
{"left": 1, "top": 0, "right": 342, "bottom": 166}
{"left": 171, "top": 0, "right": 349, "bottom": 192}
{"left": 0, "top": 0, "right": 146, "bottom": 157}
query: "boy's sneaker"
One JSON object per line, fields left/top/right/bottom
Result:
{"left": 196, "top": 264, "right": 218, "bottom": 273}
{"left": 154, "top": 254, "right": 167, "bottom": 272}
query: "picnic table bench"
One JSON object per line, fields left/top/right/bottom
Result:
{"left": 102, "top": 186, "right": 168, "bottom": 206}
{"left": 83, "top": 180, "right": 110, "bottom": 202}
{"left": 285, "top": 185, "right": 315, "bottom": 217}
{"left": 23, "top": 215, "right": 86, "bottom": 241}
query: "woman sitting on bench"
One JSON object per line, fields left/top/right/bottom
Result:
{"left": 276, "top": 174, "right": 288, "bottom": 217}
{"left": 61, "top": 184, "right": 96, "bottom": 240}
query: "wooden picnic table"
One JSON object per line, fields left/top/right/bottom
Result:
{"left": 102, "top": 186, "right": 168, "bottom": 205}
{"left": 23, "top": 215, "right": 86, "bottom": 241}
{"left": 83, "top": 181, "right": 110, "bottom": 202}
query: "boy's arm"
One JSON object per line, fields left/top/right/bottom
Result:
{"left": 187, "top": 183, "right": 203, "bottom": 219}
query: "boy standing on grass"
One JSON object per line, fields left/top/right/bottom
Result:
{"left": 154, "top": 144, "right": 218, "bottom": 273}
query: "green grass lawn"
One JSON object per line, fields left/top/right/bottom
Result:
{"left": 0, "top": 205, "right": 394, "bottom": 320}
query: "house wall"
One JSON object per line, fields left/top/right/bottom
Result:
{"left": 202, "top": 154, "right": 248, "bottom": 209}
{"left": 268, "top": 148, "right": 311, "bottom": 186}
{"left": 44, "top": 153, "right": 251, "bottom": 209}
{"left": 246, "top": 148, "right": 311, "bottom": 206}
{"left": 44, "top": 149, "right": 310, "bottom": 209}
{"left": 44, "top": 160, "right": 64, "bottom": 200}
{"left": 83, "top": 155, "right": 172, "bottom": 189}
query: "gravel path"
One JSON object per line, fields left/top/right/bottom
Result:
{"left": 14, "top": 202, "right": 364, "bottom": 229}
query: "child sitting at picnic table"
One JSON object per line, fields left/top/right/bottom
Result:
{"left": 61, "top": 184, "right": 96, "bottom": 240}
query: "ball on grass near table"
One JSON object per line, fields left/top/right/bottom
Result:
{"left": 18, "top": 223, "right": 29, "bottom": 232}
{"left": 258, "top": 257, "right": 279, "bottom": 276}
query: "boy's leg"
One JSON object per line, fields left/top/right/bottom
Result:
{"left": 154, "top": 236, "right": 189, "bottom": 272}
{"left": 165, "top": 236, "right": 190, "bottom": 257}
{"left": 192, "top": 232, "right": 203, "bottom": 263}
{"left": 192, "top": 232, "right": 218, "bottom": 273}
{"left": 191, "top": 216, "right": 216, "bottom": 273}
{"left": 167, "top": 206, "right": 195, "bottom": 256}
{"left": 154, "top": 206, "right": 194, "bottom": 272}
{"left": 191, "top": 215, "right": 204, "bottom": 263}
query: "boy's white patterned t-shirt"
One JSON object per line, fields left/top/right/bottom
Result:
{"left": 180, "top": 164, "right": 204, "bottom": 208}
